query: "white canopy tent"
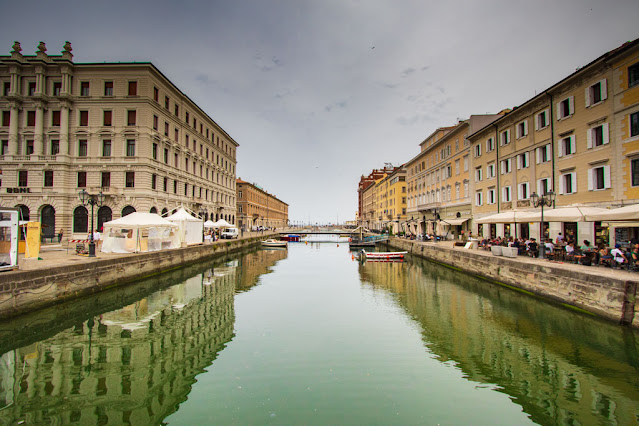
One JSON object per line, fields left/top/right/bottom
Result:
{"left": 166, "top": 207, "right": 203, "bottom": 246}
{"left": 476, "top": 211, "right": 537, "bottom": 223}
{"left": 584, "top": 204, "right": 639, "bottom": 222}
{"left": 519, "top": 206, "right": 608, "bottom": 222}
{"left": 203, "top": 220, "right": 216, "bottom": 229}
{"left": 212, "top": 219, "right": 233, "bottom": 229}
{"left": 101, "top": 212, "right": 179, "bottom": 253}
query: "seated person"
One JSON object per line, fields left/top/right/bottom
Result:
{"left": 527, "top": 238, "right": 539, "bottom": 256}
{"left": 611, "top": 244, "right": 627, "bottom": 267}
{"left": 544, "top": 239, "right": 554, "bottom": 254}
{"left": 565, "top": 242, "right": 576, "bottom": 261}
{"left": 631, "top": 244, "right": 639, "bottom": 268}
{"left": 599, "top": 244, "right": 613, "bottom": 266}
{"left": 580, "top": 240, "right": 594, "bottom": 251}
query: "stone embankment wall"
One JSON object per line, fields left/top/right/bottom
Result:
{"left": 384, "top": 238, "right": 639, "bottom": 327}
{"left": 0, "top": 235, "right": 273, "bottom": 319}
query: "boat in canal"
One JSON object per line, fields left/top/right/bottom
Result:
{"left": 358, "top": 250, "right": 407, "bottom": 260}
{"left": 261, "top": 239, "right": 288, "bottom": 248}
{"left": 281, "top": 234, "right": 301, "bottom": 242}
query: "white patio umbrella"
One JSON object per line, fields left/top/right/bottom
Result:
{"left": 476, "top": 211, "right": 537, "bottom": 223}
{"left": 522, "top": 206, "right": 608, "bottom": 222}
{"left": 584, "top": 204, "right": 639, "bottom": 222}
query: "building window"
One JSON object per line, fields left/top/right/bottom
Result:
{"left": 44, "top": 170, "right": 53, "bottom": 187}
{"left": 559, "top": 135, "right": 575, "bottom": 157}
{"left": 165, "top": 96, "right": 169, "bottom": 109}
{"left": 151, "top": 174, "right": 157, "bottom": 190}
{"left": 175, "top": 128, "right": 179, "bottom": 142}
{"left": 153, "top": 115, "right": 158, "bottom": 130}
{"left": 588, "top": 165, "right": 611, "bottom": 191}
{"left": 586, "top": 79, "right": 607, "bottom": 106}
{"left": 629, "top": 62, "right": 639, "bottom": 88}
{"left": 126, "top": 139, "right": 135, "bottom": 157}
{"left": 588, "top": 123, "right": 609, "bottom": 148}
{"left": 153, "top": 87, "right": 159, "bottom": 102}
{"left": 101, "top": 172, "right": 111, "bottom": 188}
{"left": 630, "top": 112, "right": 639, "bottom": 137}
{"left": 51, "top": 110, "right": 61, "bottom": 126}
{"left": 173, "top": 179, "right": 178, "bottom": 194}
{"left": 0, "top": 140, "right": 7, "bottom": 155}
{"left": 518, "top": 182, "right": 530, "bottom": 200}
{"left": 502, "top": 186, "right": 511, "bottom": 202}
{"left": 175, "top": 153, "right": 179, "bottom": 167}
{"left": 500, "top": 158, "right": 512, "bottom": 174}
{"left": 73, "top": 206, "right": 88, "bottom": 233}
{"left": 500, "top": 129, "right": 510, "bottom": 146}
{"left": 53, "top": 82, "right": 61, "bottom": 96}
{"left": 557, "top": 96, "right": 574, "bottom": 120}
{"left": 174, "top": 104, "right": 179, "bottom": 116}
{"left": 125, "top": 171, "right": 135, "bottom": 188}
{"left": 164, "top": 122, "right": 169, "bottom": 136}
{"left": 78, "top": 140, "right": 87, "bottom": 157}
{"left": 103, "top": 110, "right": 112, "bottom": 126}
{"left": 517, "top": 152, "right": 529, "bottom": 169}
{"left": 536, "top": 109, "right": 549, "bottom": 130}
{"left": 536, "top": 144, "right": 551, "bottom": 163}
{"left": 537, "top": 178, "right": 552, "bottom": 195}
{"left": 516, "top": 121, "right": 528, "bottom": 139}
{"left": 486, "top": 137, "right": 494, "bottom": 152}
{"left": 163, "top": 177, "right": 168, "bottom": 192}
{"left": 104, "top": 81, "right": 113, "bottom": 96}
{"left": 128, "top": 81, "right": 137, "bottom": 96}
{"left": 487, "top": 188, "right": 496, "bottom": 204}
{"left": 559, "top": 172, "right": 576, "bottom": 194}
{"left": 50, "top": 139, "right": 59, "bottom": 155}
{"left": 152, "top": 143, "right": 158, "bottom": 160}
{"left": 474, "top": 144, "right": 481, "bottom": 158}
{"left": 632, "top": 159, "right": 639, "bottom": 187}
{"left": 28, "top": 82, "right": 36, "bottom": 96}
{"left": 164, "top": 148, "right": 168, "bottom": 164}
{"left": 475, "top": 167, "right": 482, "bottom": 182}
{"left": 185, "top": 111, "right": 189, "bottom": 123}
{"left": 475, "top": 191, "right": 483, "bottom": 206}
{"left": 27, "top": 111, "right": 36, "bottom": 126}
{"left": 80, "top": 82, "right": 90, "bottom": 97}
{"left": 77, "top": 171, "right": 86, "bottom": 187}
{"left": 79, "top": 110, "right": 88, "bottom": 126}
{"left": 18, "top": 170, "right": 27, "bottom": 187}
{"left": 487, "top": 163, "right": 495, "bottom": 178}
{"left": 1, "top": 111, "right": 9, "bottom": 126}
{"left": 102, "top": 139, "right": 111, "bottom": 157}
{"left": 127, "top": 110, "right": 136, "bottom": 126}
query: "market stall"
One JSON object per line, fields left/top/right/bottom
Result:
{"left": 101, "top": 212, "right": 179, "bottom": 253}
{"left": 166, "top": 207, "right": 203, "bottom": 246}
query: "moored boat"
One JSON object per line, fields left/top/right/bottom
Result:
{"left": 358, "top": 250, "right": 407, "bottom": 260}
{"left": 281, "top": 234, "right": 301, "bottom": 242}
{"left": 262, "top": 239, "right": 288, "bottom": 248}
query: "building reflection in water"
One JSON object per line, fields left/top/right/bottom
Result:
{"left": 358, "top": 256, "right": 639, "bottom": 425}
{"left": 0, "top": 249, "right": 285, "bottom": 425}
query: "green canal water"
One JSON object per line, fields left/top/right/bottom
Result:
{"left": 0, "top": 242, "right": 638, "bottom": 424}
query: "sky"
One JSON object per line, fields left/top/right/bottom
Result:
{"left": 1, "top": 0, "right": 638, "bottom": 224}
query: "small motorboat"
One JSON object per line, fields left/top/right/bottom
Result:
{"left": 262, "top": 239, "right": 288, "bottom": 248}
{"left": 358, "top": 250, "right": 407, "bottom": 260}
{"left": 281, "top": 234, "right": 301, "bottom": 242}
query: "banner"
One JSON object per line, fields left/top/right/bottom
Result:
{"left": 25, "top": 222, "right": 41, "bottom": 259}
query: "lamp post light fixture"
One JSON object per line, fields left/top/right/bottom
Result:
{"left": 78, "top": 189, "right": 105, "bottom": 257}
{"left": 530, "top": 190, "right": 555, "bottom": 259}
{"left": 433, "top": 208, "right": 440, "bottom": 242}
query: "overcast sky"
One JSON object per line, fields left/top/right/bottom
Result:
{"left": 1, "top": 1, "right": 638, "bottom": 224}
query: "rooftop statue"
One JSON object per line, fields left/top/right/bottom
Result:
{"left": 11, "top": 41, "right": 21, "bottom": 53}
{"left": 37, "top": 41, "right": 47, "bottom": 53}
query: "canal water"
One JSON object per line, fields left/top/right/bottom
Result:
{"left": 0, "top": 242, "right": 638, "bottom": 424}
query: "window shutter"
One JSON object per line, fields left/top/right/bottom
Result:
{"left": 585, "top": 86, "right": 591, "bottom": 107}
{"left": 518, "top": 184, "right": 523, "bottom": 199}
{"left": 587, "top": 128, "right": 593, "bottom": 149}
{"left": 486, "top": 139, "right": 490, "bottom": 151}
{"left": 601, "top": 79, "right": 608, "bottom": 101}
{"left": 570, "top": 172, "right": 577, "bottom": 193}
{"left": 569, "top": 96, "right": 575, "bottom": 115}
{"left": 604, "top": 165, "right": 611, "bottom": 189}
{"left": 556, "top": 102, "right": 562, "bottom": 120}
{"left": 535, "top": 114, "right": 540, "bottom": 131}
{"left": 507, "top": 158, "right": 511, "bottom": 172}
{"left": 545, "top": 144, "right": 551, "bottom": 160}
{"left": 523, "top": 120, "right": 528, "bottom": 136}
{"left": 536, "top": 147, "right": 541, "bottom": 164}
{"left": 587, "top": 168, "right": 593, "bottom": 191}
{"left": 602, "top": 122, "right": 609, "bottom": 145}
{"left": 558, "top": 139, "right": 564, "bottom": 157}
{"left": 570, "top": 135, "right": 576, "bottom": 154}
{"left": 500, "top": 161, "right": 505, "bottom": 174}
{"left": 517, "top": 155, "right": 521, "bottom": 170}
{"left": 537, "top": 179, "right": 543, "bottom": 196}
{"left": 559, "top": 175, "right": 565, "bottom": 195}
{"left": 507, "top": 129, "right": 510, "bottom": 143}
{"left": 525, "top": 152, "right": 529, "bottom": 167}
{"left": 525, "top": 182, "right": 529, "bottom": 198}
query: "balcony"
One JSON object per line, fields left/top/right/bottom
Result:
{"left": 38, "top": 155, "right": 58, "bottom": 162}
{"left": 517, "top": 200, "right": 531, "bottom": 208}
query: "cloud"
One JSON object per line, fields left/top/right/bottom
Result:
{"left": 324, "top": 100, "right": 348, "bottom": 112}
{"left": 254, "top": 52, "right": 284, "bottom": 72}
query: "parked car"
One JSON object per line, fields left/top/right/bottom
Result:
{"left": 221, "top": 227, "right": 239, "bottom": 239}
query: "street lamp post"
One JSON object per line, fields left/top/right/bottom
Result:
{"left": 530, "top": 190, "right": 555, "bottom": 259}
{"left": 78, "top": 189, "right": 105, "bottom": 257}
{"left": 433, "top": 208, "right": 440, "bottom": 242}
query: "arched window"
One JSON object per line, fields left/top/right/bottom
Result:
{"left": 149, "top": 207, "right": 158, "bottom": 214}
{"left": 16, "top": 204, "right": 30, "bottom": 221}
{"left": 121, "top": 206, "right": 136, "bottom": 217}
{"left": 161, "top": 208, "right": 168, "bottom": 217}
{"left": 97, "top": 206, "right": 112, "bottom": 232}
{"left": 41, "top": 205, "right": 56, "bottom": 238}
{"left": 73, "top": 206, "right": 88, "bottom": 233}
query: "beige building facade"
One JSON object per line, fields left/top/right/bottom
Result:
{"left": 236, "top": 179, "right": 288, "bottom": 230}
{"left": 0, "top": 41, "right": 238, "bottom": 239}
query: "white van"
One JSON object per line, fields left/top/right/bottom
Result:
{"left": 221, "top": 227, "right": 239, "bottom": 239}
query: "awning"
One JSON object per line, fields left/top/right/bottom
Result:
{"left": 603, "top": 221, "right": 639, "bottom": 228}
{"left": 441, "top": 218, "right": 469, "bottom": 226}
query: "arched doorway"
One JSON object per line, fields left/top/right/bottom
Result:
{"left": 150, "top": 207, "right": 158, "bottom": 214}
{"left": 73, "top": 206, "right": 88, "bottom": 233}
{"left": 97, "top": 206, "right": 112, "bottom": 232}
{"left": 161, "top": 208, "right": 168, "bottom": 217}
{"left": 122, "top": 206, "right": 136, "bottom": 217}
{"left": 40, "top": 205, "right": 55, "bottom": 239}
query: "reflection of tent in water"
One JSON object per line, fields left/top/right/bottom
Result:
{"left": 166, "top": 207, "right": 203, "bottom": 246}
{"left": 101, "top": 213, "right": 179, "bottom": 253}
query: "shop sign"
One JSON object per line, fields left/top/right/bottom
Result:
{"left": 6, "top": 188, "right": 31, "bottom": 193}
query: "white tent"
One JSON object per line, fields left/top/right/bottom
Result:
{"left": 203, "top": 220, "right": 216, "bottom": 228}
{"left": 102, "top": 212, "right": 179, "bottom": 253}
{"left": 212, "top": 219, "right": 233, "bottom": 229}
{"left": 584, "top": 204, "right": 639, "bottom": 222}
{"left": 166, "top": 208, "right": 203, "bottom": 246}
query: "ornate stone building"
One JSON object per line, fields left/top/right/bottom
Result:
{"left": 236, "top": 178, "right": 288, "bottom": 230}
{"left": 0, "top": 41, "right": 238, "bottom": 239}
